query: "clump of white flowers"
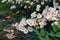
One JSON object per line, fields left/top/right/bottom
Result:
{"left": 10, "top": 5, "right": 16, "bottom": 9}
{"left": 12, "top": 19, "right": 28, "bottom": 34}
{"left": 6, "top": 0, "right": 60, "bottom": 34}
{"left": 42, "top": 6, "right": 60, "bottom": 21}
{"left": 11, "top": 11, "right": 47, "bottom": 34}
{"left": 11, "top": 6, "right": 60, "bottom": 34}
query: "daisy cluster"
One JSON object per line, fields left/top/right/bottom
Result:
{"left": 42, "top": 6, "right": 60, "bottom": 27}
{"left": 1, "top": 0, "right": 60, "bottom": 34}
{"left": 42, "top": 6, "right": 60, "bottom": 21}
{"left": 12, "top": 6, "right": 60, "bottom": 34}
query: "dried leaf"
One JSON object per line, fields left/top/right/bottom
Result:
{"left": 5, "top": 33, "right": 15, "bottom": 39}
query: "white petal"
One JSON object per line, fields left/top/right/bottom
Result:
{"left": 10, "top": 5, "right": 16, "bottom": 9}
{"left": 1, "top": 0, "right": 7, "bottom": 3}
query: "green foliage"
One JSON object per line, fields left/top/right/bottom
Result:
{"left": 40, "top": 29, "right": 45, "bottom": 37}
{"left": 52, "top": 25, "right": 59, "bottom": 32}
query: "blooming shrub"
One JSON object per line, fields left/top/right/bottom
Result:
{"left": 0, "top": 0, "right": 60, "bottom": 40}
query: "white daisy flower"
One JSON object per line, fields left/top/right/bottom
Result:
{"left": 2, "top": 19, "right": 6, "bottom": 21}
{"left": 10, "top": 5, "right": 16, "bottom": 9}
{"left": 36, "top": 4, "right": 41, "bottom": 8}
{"left": 1, "top": 0, "right": 7, "bottom": 3}
{"left": 23, "top": 29, "right": 29, "bottom": 34}
{"left": 48, "top": 7, "right": 53, "bottom": 11}
{"left": 26, "top": 19, "right": 37, "bottom": 26}
{"left": 58, "top": 13, "right": 60, "bottom": 17}
{"left": 27, "top": 27, "right": 33, "bottom": 32}
{"left": 52, "top": 8, "right": 56, "bottom": 12}
{"left": 18, "top": 23, "right": 23, "bottom": 27}
{"left": 18, "top": 26, "right": 26, "bottom": 31}
{"left": 20, "top": 18, "right": 27, "bottom": 26}
{"left": 51, "top": 23, "right": 54, "bottom": 26}
{"left": 49, "top": 7, "right": 56, "bottom": 13}
{"left": 24, "top": 6, "right": 27, "bottom": 9}
{"left": 54, "top": 21, "right": 59, "bottom": 25}
{"left": 16, "top": 25, "right": 28, "bottom": 34}
{"left": 42, "top": 9, "right": 48, "bottom": 17}
{"left": 30, "top": 2, "right": 34, "bottom": 5}
{"left": 20, "top": 22, "right": 26, "bottom": 26}
{"left": 51, "top": 17, "right": 57, "bottom": 20}
{"left": 45, "top": 15, "right": 52, "bottom": 20}
{"left": 31, "top": 11, "right": 37, "bottom": 18}
{"left": 36, "top": 8, "right": 40, "bottom": 11}
{"left": 41, "top": 1, "right": 44, "bottom": 5}
{"left": 37, "top": 13, "right": 42, "bottom": 18}
{"left": 39, "top": 22, "right": 47, "bottom": 26}
{"left": 26, "top": 19, "right": 33, "bottom": 26}
{"left": 52, "top": 12, "right": 57, "bottom": 17}
{"left": 47, "top": 12, "right": 51, "bottom": 16}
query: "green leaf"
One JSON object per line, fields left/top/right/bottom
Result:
{"left": 46, "top": 31, "right": 60, "bottom": 38}
{"left": 56, "top": 32, "right": 60, "bottom": 35}
{"left": 45, "top": 35, "right": 50, "bottom": 40}
{"left": 52, "top": 25, "right": 59, "bottom": 32}
{"left": 33, "top": 29, "right": 45, "bottom": 40}
{"left": 40, "top": 29, "right": 45, "bottom": 37}
{"left": 50, "top": 31, "right": 55, "bottom": 38}
{"left": 50, "top": 31, "right": 55, "bottom": 34}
